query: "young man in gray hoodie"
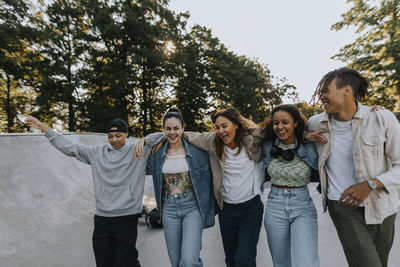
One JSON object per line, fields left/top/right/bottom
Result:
{"left": 25, "top": 115, "right": 163, "bottom": 267}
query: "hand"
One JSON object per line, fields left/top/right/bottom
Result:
{"left": 370, "top": 105, "right": 385, "bottom": 112}
{"left": 304, "top": 129, "right": 328, "bottom": 144}
{"left": 338, "top": 181, "right": 372, "bottom": 207}
{"left": 134, "top": 138, "right": 146, "bottom": 158}
{"left": 24, "top": 115, "right": 49, "bottom": 133}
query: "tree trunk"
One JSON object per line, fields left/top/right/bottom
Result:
{"left": 142, "top": 86, "right": 148, "bottom": 135}
{"left": 68, "top": 96, "right": 75, "bottom": 132}
{"left": 397, "top": 82, "right": 400, "bottom": 112}
{"left": 6, "top": 73, "right": 13, "bottom": 133}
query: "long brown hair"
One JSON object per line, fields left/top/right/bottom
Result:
{"left": 212, "top": 107, "right": 257, "bottom": 159}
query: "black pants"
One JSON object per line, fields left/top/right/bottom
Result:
{"left": 218, "top": 195, "right": 264, "bottom": 267}
{"left": 92, "top": 214, "right": 141, "bottom": 267}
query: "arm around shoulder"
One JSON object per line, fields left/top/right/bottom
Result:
{"left": 182, "top": 132, "right": 215, "bottom": 152}
{"left": 144, "top": 132, "right": 165, "bottom": 147}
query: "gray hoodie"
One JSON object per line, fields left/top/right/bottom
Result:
{"left": 45, "top": 129, "right": 163, "bottom": 217}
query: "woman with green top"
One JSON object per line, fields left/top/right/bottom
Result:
{"left": 260, "top": 104, "right": 320, "bottom": 267}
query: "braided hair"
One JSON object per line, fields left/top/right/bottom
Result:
{"left": 311, "top": 67, "right": 371, "bottom": 104}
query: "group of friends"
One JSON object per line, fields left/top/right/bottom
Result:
{"left": 24, "top": 67, "right": 400, "bottom": 267}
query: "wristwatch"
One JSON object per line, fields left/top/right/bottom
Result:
{"left": 368, "top": 180, "right": 377, "bottom": 190}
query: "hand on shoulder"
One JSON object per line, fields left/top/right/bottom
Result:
{"left": 305, "top": 129, "right": 328, "bottom": 145}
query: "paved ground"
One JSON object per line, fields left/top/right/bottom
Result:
{"left": 1, "top": 132, "right": 400, "bottom": 267}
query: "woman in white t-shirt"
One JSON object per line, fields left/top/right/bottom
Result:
{"left": 182, "top": 107, "right": 264, "bottom": 267}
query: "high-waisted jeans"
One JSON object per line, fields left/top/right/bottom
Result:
{"left": 162, "top": 191, "right": 203, "bottom": 267}
{"left": 264, "top": 186, "right": 319, "bottom": 267}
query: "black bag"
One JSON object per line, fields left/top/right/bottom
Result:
{"left": 145, "top": 208, "right": 163, "bottom": 228}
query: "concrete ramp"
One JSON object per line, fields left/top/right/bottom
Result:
{"left": 2, "top": 133, "right": 400, "bottom": 267}
{"left": 0, "top": 133, "right": 109, "bottom": 266}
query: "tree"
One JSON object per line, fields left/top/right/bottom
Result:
{"left": 82, "top": 0, "right": 185, "bottom": 135}
{"left": 173, "top": 24, "right": 297, "bottom": 129}
{"left": 32, "top": 0, "right": 87, "bottom": 131}
{"left": 332, "top": 0, "right": 400, "bottom": 110}
{"left": 207, "top": 45, "right": 290, "bottom": 123}
{"left": 294, "top": 101, "right": 324, "bottom": 120}
{"left": 172, "top": 25, "right": 215, "bottom": 132}
{"left": 0, "top": 0, "right": 37, "bottom": 132}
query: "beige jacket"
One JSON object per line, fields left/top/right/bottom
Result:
{"left": 183, "top": 131, "right": 263, "bottom": 209}
{"left": 307, "top": 104, "right": 400, "bottom": 224}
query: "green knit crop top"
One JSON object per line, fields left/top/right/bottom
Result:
{"left": 267, "top": 142, "right": 311, "bottom": 187}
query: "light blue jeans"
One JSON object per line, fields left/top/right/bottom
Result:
{"left": 264, "top": 186, "right": 319, "bottom": 267}
{"left": 162, "top": 191, "right": 203, "bottom": 267}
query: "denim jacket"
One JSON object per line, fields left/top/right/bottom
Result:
{"left": 146, "top": 138, "right": 215, "bottom": 228}
{"left": 262, "top": 137, "right": 320, "bottom": 190}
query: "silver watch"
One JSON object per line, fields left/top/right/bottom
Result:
{"left": 368, "top": 180, "right": 377, "bottom": 190}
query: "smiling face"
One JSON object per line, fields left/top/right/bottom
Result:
{"left": 164, "top": 117, "right": 184, "bottom": 145}
{"left": 214, "top": 115, "right": 238, "bottom": 149}
{"left": 107, "top": 127, "right": 128, "bottom": 150}
{"left": 319, "top": 77, "right": 347, "bottom": 114}
{"left": 272, "top": 111, "right": 298, "bottom": 145}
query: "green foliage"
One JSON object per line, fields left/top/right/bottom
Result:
{"left": 0, "top": 0, "right": 298, "bottom": 133}
{"left": 81, "top": 0, "right": 185, "bottom": 135}
{"left": 171, "top": 25, "right": 213, "bottom": 132}
{"left": 31, "top": 0, "right": 88, "bottom": 131}
{"left": 0, "top": 0, "right": 38, "bottom": 132}
{"left": 294, "top": 101, "right": 324, "bottom": 120}
{"left": 173, "top": 25, "right": 294, "bottom": 129}
{"left": 332, "top": 0, "right": 400, "bottom": 110}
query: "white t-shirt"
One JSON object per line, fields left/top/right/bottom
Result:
{"left": 222, "top": 146, "right": 262, "bottom": 204}
{"left": 326, "top": 117, "right": 359, "bottom": 201}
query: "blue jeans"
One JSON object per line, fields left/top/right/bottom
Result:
{"left": 264, "top": 186, "right": 319, "bottom": 267}
{"left": 162, "top": 191, "right": 203, "bottom": 267}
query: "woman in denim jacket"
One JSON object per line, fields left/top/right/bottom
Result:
{"left": 260, "top": 104, "right": 320, "bottom": 267}
{"left": 143, "top": 108, "right": 214, "bottom": 267}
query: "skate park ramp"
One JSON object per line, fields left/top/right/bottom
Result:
{"left": 0, "top": 132, "right": 107, "bottom": 266}
{"left": 1, "top": 132, "right": 400, "bottom": 267}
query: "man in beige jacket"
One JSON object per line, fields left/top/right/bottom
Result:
{"left": 306, "top": 67, "right": 400, "bottom": 267}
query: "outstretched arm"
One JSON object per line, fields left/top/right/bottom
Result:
{"left": 24, "top": 115, "right": 93, "bottom": 164}
{"left": 25, "top": 115, "right": 50, "bottom": 133}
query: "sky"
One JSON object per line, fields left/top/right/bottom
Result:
{"left": 168, "top": 0, "right": 357, "bottom": 102}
